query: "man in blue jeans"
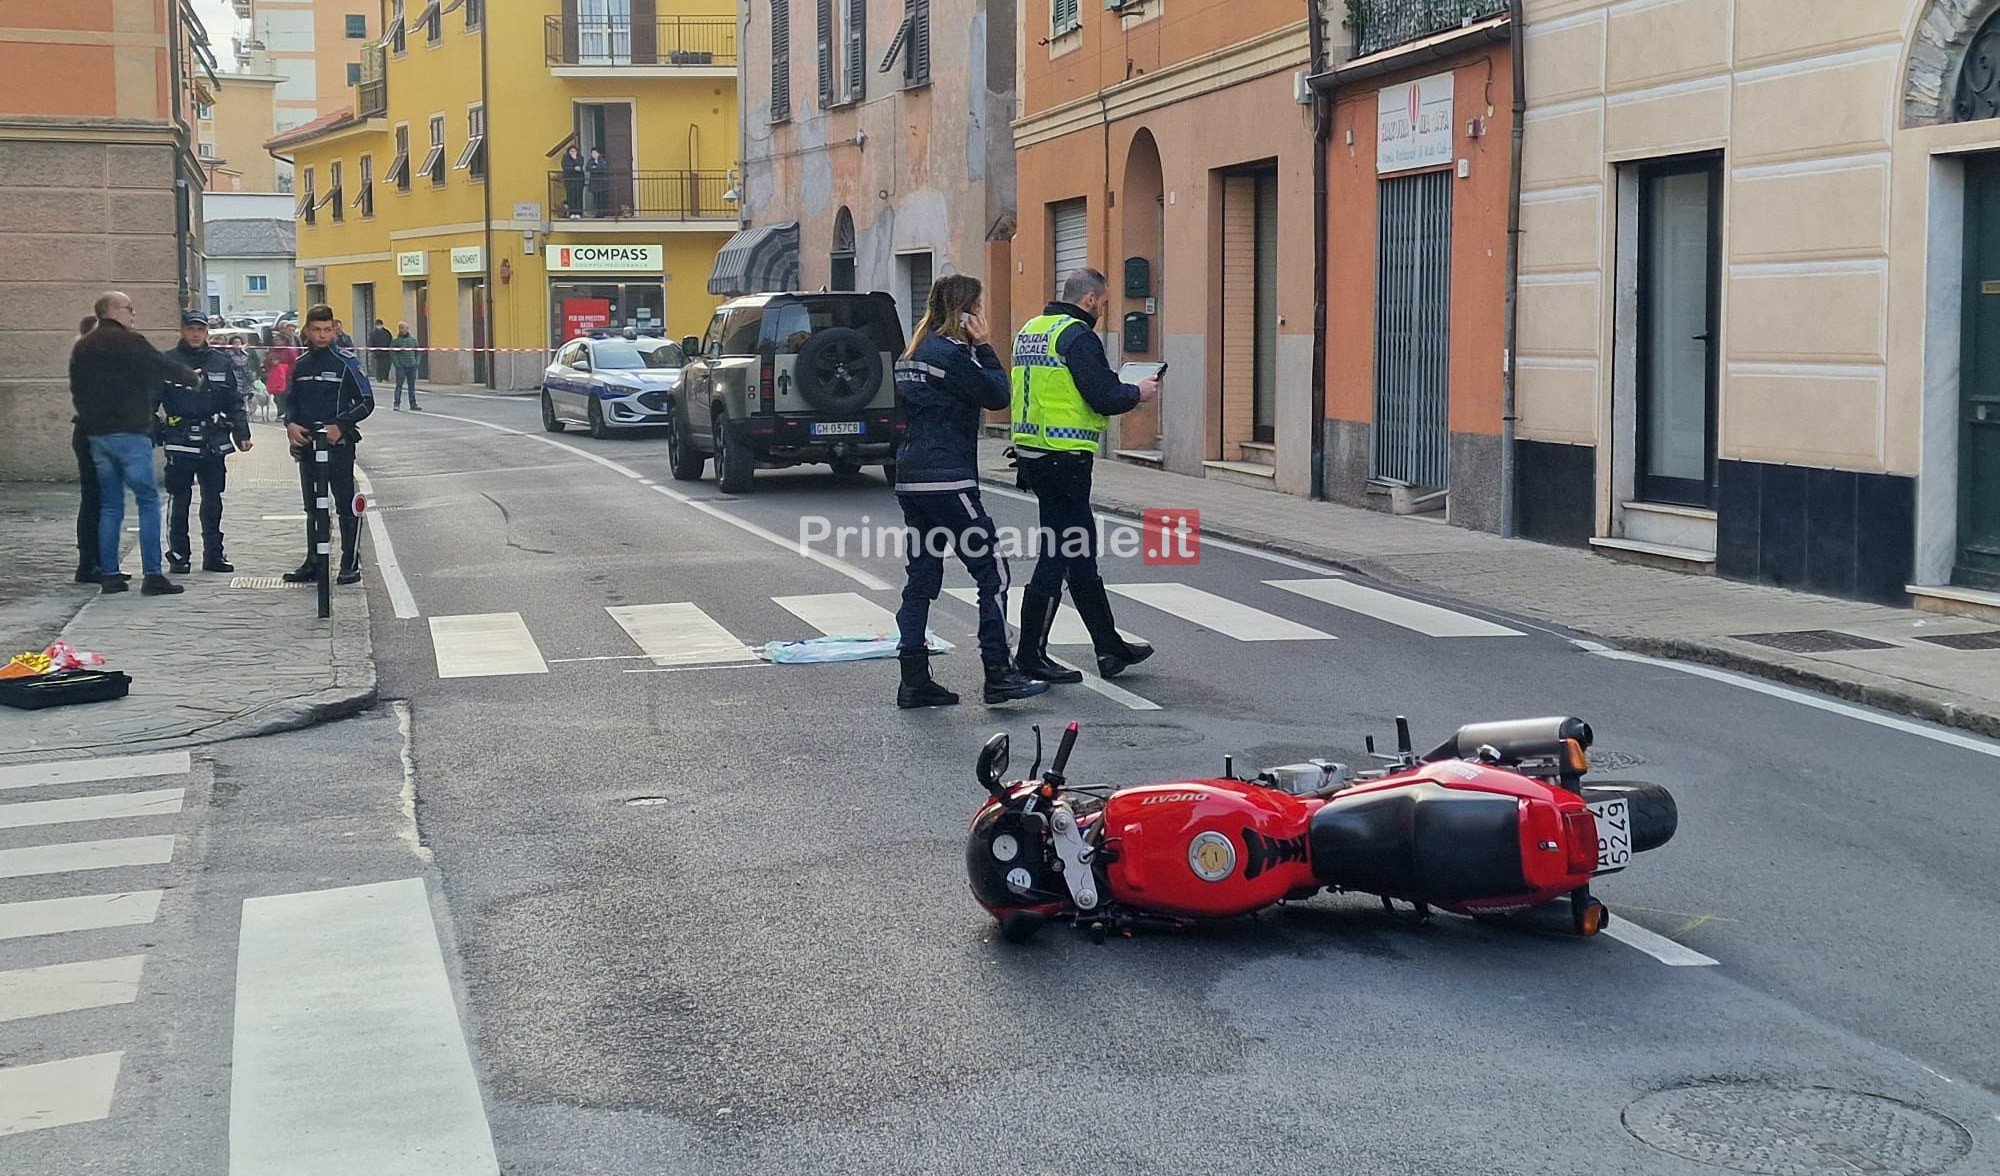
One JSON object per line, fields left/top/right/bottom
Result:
{"left": 69, "top": 291, "right": 197, "bottom": 596}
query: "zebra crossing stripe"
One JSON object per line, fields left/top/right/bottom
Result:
{"left": 0, "top": 955, "right": 146, "bottom": 1024}
{"left": 0, "top": 751, "right": 190, "bottom": 792}
{"left": 1107, "top": 583, "right": 1337, "bottom": 642}
{"left": 0, "top": 789, "right": 185, "bottom": 832}
{"left": 1266, "top": 578, "right": 1523, "bottom": 637}
{"left": 774, "top": 592, "right": 902, "bottom": 638}
{"left": 0, "top": 891, "right": 163, "bottom": 942}
{"left": 429, "top": 613, "right": 548, "bottom": 678}
{"left": 0, "top": 1051, "right": 123, "bottom": 1137}
{"left": 0, "top": 834, "right": 177, "bottom": 880}
{"left": 942, "top": 589, "right": 1144, "bottom": 648}
{"left": 606, "top": 603, "right": 756, "bottom": 666}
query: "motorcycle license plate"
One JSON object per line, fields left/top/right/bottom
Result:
{"left": 811, "top": 421, "right": 865, "bottom": 436}
{"left": 1588, "top": 797, "right": 1632, "bottom": 874}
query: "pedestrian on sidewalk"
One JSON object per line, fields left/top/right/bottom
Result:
{"left": 162, "top": 310, "right": 253, "bottom": 574}
{"left": 390, "top": 320, "right": 422, "bottom": 410}
{"left": 69, "top": 314, "right": 103, "bottom": 584}
{"left": 282, "top": 304, "right": 375, "bottom": 586}
{"left": 69, "top": 291, "right": 196, "bottom": 596}
{"left": 367, "top": 318, "right": 394, "bottom": 382}
{"left": 890, "top": 275, "right": 1048, "bottom": 709}
{"left": 1009, "top": 268, "right": 1159, "bottom": 680}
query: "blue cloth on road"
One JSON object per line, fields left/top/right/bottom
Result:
{"left": 761, "top": 633, "right": 948, "bottom": 663}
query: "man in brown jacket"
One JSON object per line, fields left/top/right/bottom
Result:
{"left": 70, "top": 291, "right": 196, "bottom": 595}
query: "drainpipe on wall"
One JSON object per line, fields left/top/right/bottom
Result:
{"left": 168, "top": 3, "right": 194, "bottom": 308}
{"left": 1306, "top": 0, "right": 1331, "bottom": 500}
{"left": 480, "top": 11, "right": 496, "bottom": 389}
{"left": 1499, "top": 0, "right": 1526, "bottom": 537}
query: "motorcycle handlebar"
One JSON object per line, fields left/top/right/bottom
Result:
{"left": 1047, "top": 722, "right": 1079, "bottom": 783}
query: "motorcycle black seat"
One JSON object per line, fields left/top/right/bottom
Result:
{"left": 1308, "top": 782, "right": 1528, "bottom": 903}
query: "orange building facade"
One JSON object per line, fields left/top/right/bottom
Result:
{"left": 1318, "top": 18, "right": 1514, "bottom": 529}
{"left": 1012, "top": 0, "right": 1318, "bottom": 492}
{"left": 0, "top": 0, "right": 213, "bottom": 478}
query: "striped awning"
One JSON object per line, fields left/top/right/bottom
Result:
{"left": 707, "top": 222, "right": 799, "bottom": 297}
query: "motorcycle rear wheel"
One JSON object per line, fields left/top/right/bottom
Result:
{"left": 1579, "top": 781, "right": 1677, "bottom": 853}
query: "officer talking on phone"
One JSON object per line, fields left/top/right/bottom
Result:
{"left": 1009, "top": 267, "right": 1160, "bottom": 682}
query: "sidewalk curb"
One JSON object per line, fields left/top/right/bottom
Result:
{"left": 982, "top": 468, "right": 2000, "bottom": 742}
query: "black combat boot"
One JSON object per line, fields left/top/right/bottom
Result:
{"left": 281, "top": 559, "right": 321, "bottom": 583}
{"left": 897, "top": 649, "right": 959, "bottom": 709}
{"left": 168, "top": 555, "right": 192, "bottom": 576}
{"left": 1069, "top": 578, "right": 1153, "bottom": 679}
{"left": 140, "top": 573, "right": 184, "bottom": 596}
{"left": 983, "top": 663, "right": 1050, "bottom": 705}
{"left": 203, "top": 555, "right": 234, "bottom": 573}
{"left": 1013, "top": 589, "right": 1083, "bottom": 683}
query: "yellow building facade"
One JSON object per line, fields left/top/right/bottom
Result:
{"left": 273, "top": 0, "right": 739, "bottom": 388}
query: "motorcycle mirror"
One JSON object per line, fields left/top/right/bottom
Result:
{"left": 976, "top": 732, "right": 1010, "bottom": 794}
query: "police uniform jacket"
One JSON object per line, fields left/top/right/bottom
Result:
{"left": 283, "top": 345, "right": 375, "bottom": 441}
{"left": 162, "top": 341, "right": 249, "bottom": 455}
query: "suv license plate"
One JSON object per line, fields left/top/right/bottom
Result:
{"left": 811, "top": 421, "right": 865, "bottom": 436}
{"left": 1587, "top": 797, "right": 1632, "bottom": 874}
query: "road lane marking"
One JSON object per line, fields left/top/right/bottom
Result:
{"left": 1602, "top": 918, "right": 1720, "bottom": 967}
{"left": 230, "top": 878, "right": 498, "bottom": 1175}
{"left": 607, "top": 603, "right": 756, "bottom": 666}
{"left": 0, "top": 891, "right": 163, "bottom": 941}
{"left": 0, "top": 789, "right": 185, "bottom": 832}
{"left": 0, "top": 834, "right": 177, "bottom": 880}
{"left": 1062, "top": 661, "right": 1164, "bottom": 711}
{"left": 0, "top": 955, "right": 146, "bottom": 1023}
{"left": 771, "top": 592, "right": 951, "bottom": 647}
{"left": 0, "top": 751, "right": 189, "bottom": 792}
{"left": 428, "top": 613, "right": 548, "bottom": 678}
{"left": 1108, "top": 583, "right": 1337, "bottom": 642}
{"left": 409, "top": 409, "right": 892, "bottom": 589}
{"left": 1266, "top": 579, "right": 1523, "bottom": 637}
{"left": 1575, "top": 642, "right": 2000, "bottom": 760}
{"left": 0, "top": 1052, "right": 123, "bottom": 1137}
{"left": 353, "top": 466, "right": 421, "bottom": 619}
{"left": 942, "top": 588, "right": 1143, "bottom": 647}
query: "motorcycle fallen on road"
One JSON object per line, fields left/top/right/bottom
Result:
{"left": 965, "top": 716, "right": 1677, "bottom": 944}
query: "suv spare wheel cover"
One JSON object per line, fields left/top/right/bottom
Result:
{"left": 793, "top": 327, "right": 883, "bottom": 416}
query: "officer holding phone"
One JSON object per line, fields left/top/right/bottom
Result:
{"left": 1009, "top": 267, "right": 1160, "bottom": 682}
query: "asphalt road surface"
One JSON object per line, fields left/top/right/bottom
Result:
{"left": 11, "top": 391, "right": 2000, "bottom": 1176}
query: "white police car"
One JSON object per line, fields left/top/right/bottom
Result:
{"left": 541, "top": 332, "right": 687, "bottom": 438}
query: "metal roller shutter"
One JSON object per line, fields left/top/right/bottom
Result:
{"left": 1050, "top": 198, "right": 1088, "bottom": 300}
{"left": 1372, "top": 170, "right": 1452, "bottom": 489}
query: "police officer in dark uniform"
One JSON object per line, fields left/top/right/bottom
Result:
{"left": 281, "top": 304, "right": 375, "bottom": 586}
{"left": 161, "top": 310, "right": 252, "bottom": 573}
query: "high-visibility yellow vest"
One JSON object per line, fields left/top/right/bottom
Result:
{"left": 1010, "top": 313, "right": 1107, "bottom": 453}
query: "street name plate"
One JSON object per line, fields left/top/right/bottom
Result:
{"left": 514, "top": 202, "right": 543, "bottom": 222}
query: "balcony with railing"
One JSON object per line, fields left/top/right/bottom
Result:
{"left": 543, "top": 16, "right": 736, "bottom": 71}
{"left": 1347, "top": 0, "right": 1509, "bottom": 58}
{"left": 547, "top": 170, "right": 735, "bottom": 222}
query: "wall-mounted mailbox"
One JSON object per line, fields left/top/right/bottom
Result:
{"left": 1123, "top": 257, "right": 1151, "bottom": 297}
{"left": 1122, "top": 311, "right": 1151, "bottom": 354}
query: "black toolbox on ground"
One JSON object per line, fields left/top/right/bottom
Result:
{"left": 0, "top": 670, "right": 132, "bottom": 710}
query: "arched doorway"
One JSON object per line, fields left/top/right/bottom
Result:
{"left": 1120, "top": 129, "right": 1165, "bottom": 455}
{"left": 830, "top": 207, "right": 856, "bottom": 291}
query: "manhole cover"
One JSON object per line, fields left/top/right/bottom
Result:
{"left": 1622, "top": 1084, "right": 1972, "bottom": 1175}
{"left": 1915, "top": 630, "right": 2000, "bottom": 651}
{"left": 624, "top": 796, "right": 674, "bottom": 806}
{"left": 229, "top": 576, "right": 311, "bottom": 590}
{"left": 1588, "top": 749, "right": 1645, "bottom": 772}
{"left": 1734, "top": 630, "right": 1897, "bottom": 654}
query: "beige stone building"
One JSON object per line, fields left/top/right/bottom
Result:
{"left": 1512, "top": 0, "right": 2000, "bottom": 611}
{"left": 200, "top": 67, "right": 283, "bottom": 192}
{"left": 0, "top": 1, "right": 211, "bottom": 480}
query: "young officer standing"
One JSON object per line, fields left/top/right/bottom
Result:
{"left": 1010, "top": 268, "right": 1160, "bottom": 681}
{"left": 162, "top": 310, "right": 252, "bottom": 573}
{"left": 281, "top": 304, "right": 375, "bottom": 585}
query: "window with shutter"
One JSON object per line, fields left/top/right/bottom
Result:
{"left": 1052, "top": 0, "right": 1080, "bottom": 37}
{"left": 907, "top": 0, "right": 930, "bottom": 86}
{"left": 771, "top": 0, "right": 792, "bottom": 122}
{"left": 816, "top": 0, "right": 834, "bottom": 108}
{"left": 845, "top": 0, "right": 866, "bottom": 102}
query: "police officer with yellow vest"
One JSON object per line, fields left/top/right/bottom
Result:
{"left": 1010, "top": 267, "right": 1160, "bottom": 682}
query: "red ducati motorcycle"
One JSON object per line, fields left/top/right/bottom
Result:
{"left": 965, "top": 716, "right": 1677, "bottom": 944}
